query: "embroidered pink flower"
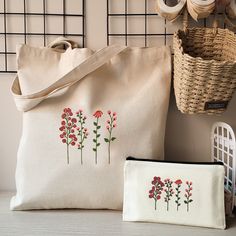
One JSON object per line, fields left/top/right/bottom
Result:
{"left": 76, "top": 109, "right": 89, "bottom": 165}
{"left": 164, "top": 179, "right": 174, "bottom": 211}
{"left": 93, "top": 110, "right": 103, "bottom": 118}
{"left": 104, "top": 110, "right": 117, "bottom": 164}
{"left": 184, "top": 181, "right": 193, "bottom": 212}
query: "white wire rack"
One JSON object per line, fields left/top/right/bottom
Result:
{"left": 211, "top": 122, "right": 236, "bottom": 209}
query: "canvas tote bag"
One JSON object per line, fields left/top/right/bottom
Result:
{"left": 10, "top": 38, "right": 171, "bottom": 210}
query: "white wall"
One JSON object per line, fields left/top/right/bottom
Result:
{"left": 0, "top": 0, "right": 236, "bottom": 191}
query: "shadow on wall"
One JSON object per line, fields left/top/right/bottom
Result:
{"left": 165, "top": 86, "right": 236, "bottom": 162}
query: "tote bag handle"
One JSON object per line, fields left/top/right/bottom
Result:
{"left": 47, "top": 37, "right": 80, "bottom": 50}
{"left": 11, "top": 44, "right": 127, "bottom": 112}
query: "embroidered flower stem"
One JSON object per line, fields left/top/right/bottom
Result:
{"left": 104, "top": 111, "right": 117, "bottom": 164}
{"left": 76, "top": 109, "right": 88, "bottom": 165}
{"left": 174, "top": 179, "right": 182, "bottom": 211}
{"left": 164, "top": 179, "right": 174, "bottom": 211}
{"left": 184, "top": 181, "right": 193, "bottom": 212}
{"left": 59, "top": 108, "right": 77, "bottom": 164}
{"left": 93, "top": 110, "right": 103, "bottom": 164}
{"left": 65, "top": 117, "right": 71, "bottom": 164}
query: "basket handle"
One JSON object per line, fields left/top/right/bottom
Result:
{"left": 212, "top": 9, "right": 219, "bottom": 35}
{"left": 183, "top": 8, "right": 188, "bottom": 33}
{"left": 224, "top": 10, "right": 236, "bottom": 30}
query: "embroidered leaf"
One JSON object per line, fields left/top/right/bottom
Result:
{"left": 189, "top": 199, "right": 193, "bottom": 202}
{"left": 184, "top": 200, "right": 187, "bottom": 204}
{"left": 93, "top": 130, "right": 97, "bottom": 134}
{"left": 93, "top": 122, "right": 97, "bottom": 126}
{"left": 82, "top": 145, "right": 84, "bottom": 148}
{"left": 93, "top": 148, "right": 96, "bottom": 152}
{"left": 175, "top": 200, "right": 178, "bottom": 203}
{"left": 111, "top": 137, "right": 116, "bottom": 141}
{"left": 97, "top": 143, "right": 100, "bottom": 147}
{"left": 93, "top": 139, "right": 96, "bottom": 143}
{"left": 97, "top": 126, "right": 101, "bottom": 129}
{"left": 178, "top": 203, "right": 181, "bottom": 206}
{"left": 97, "top": 134, "right": 101, "bottom": 138}
{"left": 104, "top": 138, "right": 109, "bottom": 142}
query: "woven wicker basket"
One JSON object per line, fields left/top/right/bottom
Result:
{"left": 173, "top": 13, "right": 236, "bottom": 114}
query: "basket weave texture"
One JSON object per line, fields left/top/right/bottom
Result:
{"left": 173, "top": 26, "right": 236, "bottom": 114}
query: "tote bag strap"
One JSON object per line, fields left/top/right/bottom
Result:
{"left": 47, "top": 36, "right": 80, "bottom": 49}
{"left": 11, "top": 44, "right": 127, "bottom": 112}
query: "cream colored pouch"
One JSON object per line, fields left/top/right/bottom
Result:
{"left": 123, "top": 157, "right": 226, "bottom": 229}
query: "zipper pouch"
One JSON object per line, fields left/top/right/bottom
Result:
{"left": 123, "top": 157, "right": 226, "bottom": 229}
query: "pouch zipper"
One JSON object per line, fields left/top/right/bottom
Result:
{"left": 126, "top": 156, "right": 224, "bottom": 165}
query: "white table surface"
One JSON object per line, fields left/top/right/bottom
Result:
{"left": 0, "top": 192, "right": 236, "bottom": 236}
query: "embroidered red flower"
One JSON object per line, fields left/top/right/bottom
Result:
{"left": 93, "top": 110, "right": 103, "bottom": 118}
{"left": 175, "top": 179, "right": 182, "bottom": 185}
{"left": 93, "top": 110, "right": 103, "bottom": 164}
{"left": 148, "top": 176, "right": 164, "bottom": 210}
{"left": 174, "top": 179, "right": 182, "bottom": 211}
{"left": 59, "top": 108, "right": 77, "bottom": 164}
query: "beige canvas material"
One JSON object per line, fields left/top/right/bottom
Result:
{"left": 12, "top": 43, "right": 127, "bottom": 112}
{"left": 123, "top": 159, "right": 226, "bottom": 229}
{"left": 10, "top": 38, "right": 171, "bottom": 210}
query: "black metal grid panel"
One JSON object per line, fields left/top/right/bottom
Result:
{"left": 107, "top": 0, "right": 167, "bottom": 46}
{"left": 0, "top": 0, "right": 85, "bottom": 73}
{"left": 107, "top": 0, "right": 227, "bottom": 47}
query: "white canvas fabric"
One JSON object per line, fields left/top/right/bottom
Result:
{"left": 10, "top": 38, "right": 171, "bottom": 210}
{"left": 123, "top": 157, "right": 226, "bottom": 229}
